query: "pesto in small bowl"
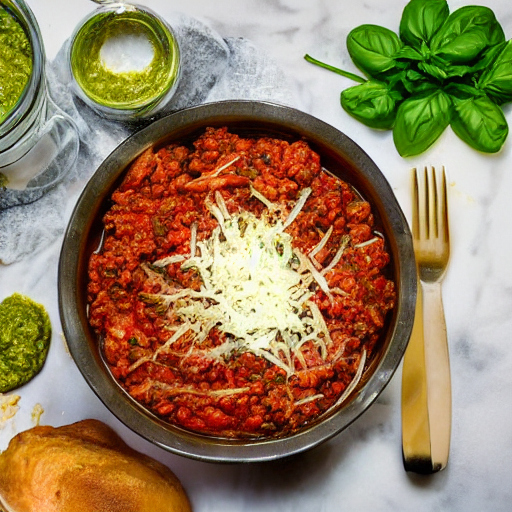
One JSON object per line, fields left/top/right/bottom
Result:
{"left": 0, "top": 293, "right": 51, "bottom": 393}
{"left": 69, "top": 3, "right": 180, "bottom": 120}
{"left": 0, "top": 5, "right": 33, "bottom": 126}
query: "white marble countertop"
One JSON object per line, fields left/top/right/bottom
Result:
{"left": 2, "top": 0, "right": 512, "bottom": 511}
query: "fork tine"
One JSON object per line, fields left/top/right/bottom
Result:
{"left": 428, "top": 166, "right": 450, "bottom": 242}
{"left": 412, "top": 168, "right": 419, "bottom": 238}
{"left": 427, "top": 166, "right": 437, "bottom": 240}
{"left": 439, "top": 167, "right": 449, "bottom": 244}
{"left": 412, "top": 167, "right": 428, "bottom": 241}
{"left": 412, "top": 167, "right": 423, "bottom": 240}
{"left": 413, "top": 166, "right": 449, "bottom": 243}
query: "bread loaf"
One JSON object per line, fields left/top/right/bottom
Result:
{"left": 0, "top": 419, "right": 192, "bottom": 512}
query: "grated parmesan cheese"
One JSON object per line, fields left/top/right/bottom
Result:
{"left": 31, "top": 403, "right": 44, "bottom": 425}
{"left": 144, "top": 191, "right": 333, "bottom": 376}
{"left": 0, "top": 393, "right": 20, "bottom": 429}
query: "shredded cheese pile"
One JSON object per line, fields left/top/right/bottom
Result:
{"left": 147, "top": 189, "right": 334, "bottom": 375}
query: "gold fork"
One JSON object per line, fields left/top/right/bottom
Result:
{"left": 401, "top": 166, "right": 451, "bottom": 474}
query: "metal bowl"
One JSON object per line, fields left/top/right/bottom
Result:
{"left": 58, "top": 100, "right": 416, "bottom": 463}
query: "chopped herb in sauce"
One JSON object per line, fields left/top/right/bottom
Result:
{"left": 0, "top": 6, "right": 32, "bottom": 125}
{"left": 0, "top": 293, "right": 51, "bottom": 393}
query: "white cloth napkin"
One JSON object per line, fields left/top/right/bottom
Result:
{"left": 0, "top": 12, "right": 300, "bottom": 264}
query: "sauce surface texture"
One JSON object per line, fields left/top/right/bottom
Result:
{"left": 87, "top": 127, "right": 396, "bottom": 438}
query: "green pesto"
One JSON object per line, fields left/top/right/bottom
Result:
{"left": 70, "top": 9, "right": 179, "bottom": 109}
{"left": 0, "top": 6, "right": 32, "bottom": 125}
{"left": 0, "top": 293, "right": 51, "bottom": 393}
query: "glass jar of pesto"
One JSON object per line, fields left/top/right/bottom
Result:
{"left": 0, "top": 0, "right": 79, "bottom": 209}
{"left": 68, "top": 2, "right": 181, "bottom": 121}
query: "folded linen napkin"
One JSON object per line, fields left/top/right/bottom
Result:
{"left": 0, "top": 12, "right": 300, "bottom": 265}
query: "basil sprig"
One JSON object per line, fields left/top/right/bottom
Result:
{"left": 305, "top": 0, "right": 511, "bottom": 156}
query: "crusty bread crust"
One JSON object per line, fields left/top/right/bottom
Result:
{"left": 0, "top": 419, "right": 192, "bottom": 512}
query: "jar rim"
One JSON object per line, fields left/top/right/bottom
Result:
{"left": 68, "top": 2, "right": 181, "bottom": 120}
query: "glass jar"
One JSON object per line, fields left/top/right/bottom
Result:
{"left": 68, "top": 2, "right": 181, "bottom": 121}
{"left": 0, "top": 0, "right": 79, "bottom": 209}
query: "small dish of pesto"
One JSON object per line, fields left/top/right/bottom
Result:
{"left": 69, "top": 2, "right": 181, "bottom": 120}
{"left": 0, "top": 293, "right": 51, "bottom": 393}
{"left": 0, "top": 5, "right": 33, "bottom": 126}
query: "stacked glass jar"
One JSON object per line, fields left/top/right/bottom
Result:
{"left": 0, "top": 0, "right": 79, "bottom": 209}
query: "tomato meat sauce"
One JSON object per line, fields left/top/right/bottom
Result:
{"left": 87, "top": 127, "right": 396, "bottom": 438}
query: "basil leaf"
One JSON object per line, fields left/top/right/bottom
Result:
{"left": 399, "top": 0, "right": 449, "bottom": 48}
{"left": 478, "top": 40, "right": 512, "bottom": 105}
{"left": 441, "top": 43, "right": 505, "bottom": 79}
{"left": 445, "top": 82, "right": 481, "bottom": 100}
{"left": 470, "top": 41, "right": 507, "bottom": 72}
{"left": 406, "top": 69, "right": 427, "bottom": 82}
{"left": 431, "top": 6, "right": 505, "bottom": 64}
{"left": 306, "top": 1, "right": 510, "bottom": 157}
{"left": 393, "top": 89, "right": 452, "bottom": 156}
{"left": 451, "top": 95, "right": 508, "bottom": 153}
{"left": 418, "top": 61, "right": 447, "bottom": 81}
{"left": 394, "top": 45, "right": 423, "bottom": 61}
{"left": 341, "top": 81, "right": 401, "bottom": 129}
{"left": 400, "top": 69, "right": 436, "bottom": 95}
{"left": 346, "top": 24, "right": 402, "bottom": 76}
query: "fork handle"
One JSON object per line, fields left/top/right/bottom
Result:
{"left": 402, "top": 280, "right": 451, "bottom": 473}
{"left": 422, "top": 280, "right": 452, "bottom": 471}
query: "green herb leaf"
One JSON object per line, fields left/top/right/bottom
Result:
{"left": 394, "top": 45, "right": 424, "bottom": 61}
{"left": 478, "top": 39, "right": 512, "bottom": 105}
{"left": 451, "top": 95, "right": 508, "bottom": 153}
{"left": 442, "top": 63, "right": 478, "bottom": 79}
{"left": 346, "top": 24, "right": 403, "bottom": 76}
{"left": 443, "top": 42, "right": 505, "bottom": 80}
{"left": 393, "top": 89, "right": 452, "bottom": 156}
{"left": 400, "top": 70, "right": 434, "bottom": 95}
{"left": 431, "top": 6, "right": 505, "bottom": 64}
{"left": 445, "top": 82, "right": 482, "bottom": 100}
{"left": 305, "top": 0, "right": 511, "bottom": 157}
{"left": 406, "top": 69, "right": 427, "bottom": 82}
{"left": 418, "top": 61, "right": 448, "bottom": 81}
{"left": 399, "top": 0, "right": 449, "bottom": 48}
{"left": 340, "top": 80, "right": 401, "bottom": 129}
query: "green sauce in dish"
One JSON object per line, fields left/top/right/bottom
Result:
{"left": 0, "top": 293, "right": 51, "bottom": 393}
{"left": 0, "top": 6, "right": 33, "bottom": 125}
{"left": 70, "top": 8, "right": 180, "bottom": 111}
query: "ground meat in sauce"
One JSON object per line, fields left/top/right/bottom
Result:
{"left": 87, "top": 127, "right": 396, "bottom": 438}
